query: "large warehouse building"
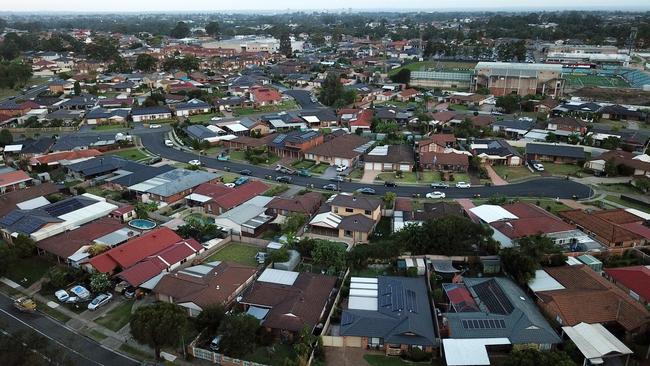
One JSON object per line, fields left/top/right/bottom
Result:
{"left": 472, "top": 62, "right": 564, "bottom": 97}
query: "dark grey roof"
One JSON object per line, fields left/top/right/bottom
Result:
{"left": 67, "top": 156, "right": 141, "bottom": 177}
{"left": 364, "top": 145, "right": 414, "bottom": 164}
{"left": 444, "top": 277, "right": 560, "bottom": 345}
{"left": 52, "top": 134, "right": 117, "bottom": 151}
{"left": 110, "top": 164, "right": 175, "bottom": 187}
{"left": 14, "top": 137, "right": 54, "bottom": 154}
{"left": 298, "top": 108, "right": 337, "bottom": 122}
{"left": 340, "top": 276, "right": 437, "bottom": 346}
{"left": 46, "top": 109, "right": 84, "bottom": 121}
{"left": 339, "top": 214, "right": 375, "bottom": 232}
{"left": 268, "top": 130, "right": 322, "bottom": 149}
{"left": 175, "top": 99, "right": 210, "bottom": 111}
{"left": 86, "top": 108, "right": 129, "bottom": 120}
{"left": 331, "top": 194, "right": 381, "bottom": 211}
{"left": 185, "top": 125, "right": 217, "bottom": 140}
{"left": 526, "top": 143, "right": 585, "bottom": 159}
{"left": 492, "top": 119, "right": 535, "bottom": 131}
{"left": 472, "top": 139, "right": 519, "bottom": 158}
{"left": 0, "top": 195, "right": 97, "bottom": 234}
{"left": 131, "top": 106, "right": 171, "bottom": 116}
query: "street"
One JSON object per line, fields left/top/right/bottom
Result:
{"left": 138, "top": 130, "right": 594, "bottom": 199}
{"left": 0, "top": 84, "right": 50, "bottom": 105}
{"left": 0, "top": 293, "right": 139, "bottom": 366}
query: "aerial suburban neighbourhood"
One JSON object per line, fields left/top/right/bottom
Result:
{"left": 1, "top": 3, "right": 650, "bottom": 366}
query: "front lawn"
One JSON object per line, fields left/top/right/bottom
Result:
{"left": 348, "top": 168, "right": 364, "bottom": 180}
{"left": 229, "top": 150, "right": 247, "bottom": 161}
{"left": 492, "top": 165, "right": 535, "bottom": 181}
{"left": 5, "top": 257, "right": 53, "bottom": 287}
{"left": 204, "top": 242, "right": 260, "bottom": 266}
{"left": 219, "top": 172, "right": 240, "bottom": 183}
{"left": 95, "top": 299, "right": 135, "bottom": 332}
{"left": 519, "top": 198, "right": 571, "bottom": 215}
{"left": 605, "top": 195, "right": 650, "bottom": 214}
{"left": 92, "top": 124, "right": 129, "bottom": 131}
{"left": 364, "top": 354, "right": 436, "bottom": 366}
{"left": 376, "top": 172, "right": 418, "bottom": 183}
{"left": 598, "top": 183, "right": 642, "bottom": 195}
{"left": 542, "top": 163, "right": 582, "bottom": 177}
{"left": 187, "top": 113, "right": 223, "bottom": 123}
{"left": 107, "top": 148, "right": 149, "bottom": 161}
{"left": 233, "top": 100, "right": 297, "bottom": 116}
{"left": 291, "top": 160, "right": 316, "bottom": 170}
{"left": 263, "top": 185, "right": 290, "bottom": 197}
{"left": 245, "top": 343, "right": 296, "bottom": 366}
{"left": 311, "top": 163, "right": 330, "bottom": 174}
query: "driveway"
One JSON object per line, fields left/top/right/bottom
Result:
{"left": 283, "top": 89, "right": 323, "bottom": 109}
{"left": 360, "top": 170, "right": 381, "bottom": 184}
{"left": 321, "top": 166, "right": 340, "bottom": 180}
{"left": 483, "top": 165, "right": 509, "bottom": 186}
{"left": 324, "top": 346, "right": 372, "bottom": 366}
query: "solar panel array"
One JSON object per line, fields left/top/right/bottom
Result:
{"left": 461, "top": 319, "right": 506, "bottom": 330}
{"left": 43, "top": 198, "right": 88, "bottom": 217}
{"left": 272, "top": 134, "right": 286, "bottom": 144}
{"left": 300, "top": 131, "right": 318, "bottom": 140}
{"left": 378, "top": 281, "right": 419, "bottom": 313}
{"left": 472, "top": 279, "right": 514, "bottom": 315}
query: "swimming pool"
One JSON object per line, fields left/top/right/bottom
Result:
{"left": 128, "top": 219, "right": 157, "bottom": 230}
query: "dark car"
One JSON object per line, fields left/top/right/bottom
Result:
{"left": 430, "top": 182, "right": 450, "bottom": 189}
{"left": 356, "top": 187, "right": 376, "bottom": 195}
{"left": 322, "top": 184, "right": 338, "bottom": 191}
{"left": 239, "top": 169, "right": 252, "bottom": 176}
{"left": 276, "top": 176, "right": 293, "bottom": 183}
{"left": 330, "top": 175, "right": 344, "bottom": 182}
{"left": 384, "top": 181, "right": 397, "bottom": 187}
{"left": 148, "top": 156, "right": 162, "bottom": 165}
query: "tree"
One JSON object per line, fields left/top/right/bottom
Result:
{"left": 545, "top": 132, "right": 558, "bottom": 143}
{"left": 217, "top": 313, "right": 259, "bottom": 358}
{"left": 601, "top": 136, "right": 621, "bottom": 150}
{"left": 195, "top": 304, "right": 225, "bottom": 342}
{"left": 281, "top": 213, "right": 307, "bottom": 235}
{"left": 130, "top": 302, "right": 187, "bottom": 359}
{"left": 501, "top": 235, "right": 564, "bottom": 285}
{"left": 85, "top": 36, "right": 119, "bottom": 62}
{"left": 205, "top": 21, "right": 220, "bottom": 38}
{"left": 396, "top": 216, "right": 492, "bottom": 255}
{"left": 12, "top": 234, "right": 36, "bottom": 258}
{"left": 318, "top": 72, "right": 344, "bottom": 107}
{"left": 495, "top": 94, "right": 520, "bottom": 114}
{"left": 311, "top": 241, "right": 346, "bottom": 273}
{"left": 382, "top": 192, "right": 397, "bottom": 208}
{"left": 501, "top": 348, "right": 576, "bottom": 366}
{"left": 0, "top": 129, "right": 13, "bottom": 146}
{"left": 89, "top": 272, "right": 111, "bottom": 293}
{"left": 73, "top": 81, "right": 81, "bottom": 96}
{"left": 390, "top": 68, "right": 411, "bottom": 84}
{"left": 135, "top": 54, "right": 157, "bottom": 72}
{"left": 170, "top": 21, "right": 191, "bottom": 39}
{"left": 604, "top": 157, "right": 618, "bottom": 177}
{"left": 567, "top": 133, "right": 580, "bottom": 145}
{"left": 278, "top": 30, "right": 292, "bottom": 58}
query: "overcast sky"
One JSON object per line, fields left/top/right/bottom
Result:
{"left": 4, "top": 0, "right": 650, "bottom": 12}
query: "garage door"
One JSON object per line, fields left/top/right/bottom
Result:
{"left": 335, "top": 158, "right": 349, "bottom": 166}
{"left": 509, "top": 156, "right": 521, "bottom": 166}
{"left": 364, "top": 162, "right": 375, "bottom": 171}
{"left": 345, "top": 337, "right": 362, "bottom": 348}
{"left": 383, "top": 163, "right": 393, "bottom": 170}
{"left": 399, "top": 164, "right": 410, "bottom": 171}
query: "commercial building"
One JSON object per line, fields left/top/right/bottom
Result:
{"left": 472, "top": 62, "right": 564, "bottom": 97}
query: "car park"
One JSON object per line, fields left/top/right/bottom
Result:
{"left": 188, "top": 159, "right": 202, "bottom": 166}
{"left": 356, "top": 187, "right": 376, "bottom": 195}
{"left": 426, "top": 191, "right": 446, "bottom": 199}
{"left": 276, "top": 176, "right": 292, "bottom": 183}
{"left": 430, "top": 182, "right": 449, "bottom": 189}
{"left": 323, "top": 183, "right": 338, "bottom": 191}
{"left": 87, "top": 293, "right": 113, "bottom": 311}
{"left": 239, "top": 169, "right": 252, "bottom": 176}
{"left": 456, "top": 182, "right": 471, "bottom": 188}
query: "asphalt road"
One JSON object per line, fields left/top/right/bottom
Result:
{"left": 0, "top": 84, "right": 50, "bottom": 104}
{"left": 139, "top": 131, "right": 593, "bottom": 199}
{"left": 0, "top": 293, "right": 139, "bottom": 366}
{"left": 283, "top": 89, "right": 324, "bottom": 109}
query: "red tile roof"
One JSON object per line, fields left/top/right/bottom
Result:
{"left": 420, "top": 152, "right": 469, "bottom": 167}
{"left": 37, "top": 218, "right": 126, "bottom": 258}
{"left": 212, "top": 181, "right": 269, "bottom": 210}
{"left": 604, "top": 266, "right": 650, "bottom": 302}
{"left": 491, "top": 203, "right": 574, "bottom": 240}
{"left": 89, "top": 227, "right": 182, "bottom": 273}
{"left": 193, "top": 182, "right": 233, "bottom": 197}
{"left": 349, "top": 109, "right": 373, "bottom": 127}
{"left": 112, "top": 205, "right": 135, "bottom": 215}
{"left": 559, "top": 209, "right": 645, "bottom": 245}
{"left": 250, "top": 87, "right": 282, "bottom": 103}
{"left": 419, "top": 134, "right": 457, "bottom": 148}
{"left": 430, "top": 111, "right": 457, "bottom": 122}
{"left": 30, "top": 149, "right": 102, "bottom": 166}
{"left": 0, "top": 170, "right": 31, "bottom": 188}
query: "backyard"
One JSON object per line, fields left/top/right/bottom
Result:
{"left": 244, "top": 343, "right": 296, "bottom": 366}
{"left": 107, "top": 148, "right": 149, "bottom": 162}
{"left": 95, "top": 299, "right": 135, "bottom": 332}
{"left": 204, "top": 242, "right": 261, "bottom": 266}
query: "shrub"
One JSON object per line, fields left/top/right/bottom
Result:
{"left": 404, "top": 348, "right": 430, "bottom": 362}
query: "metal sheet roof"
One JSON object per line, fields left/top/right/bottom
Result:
{"left": 443, "top": 338, "right": 511, "bottom": 366}
{"left": 562, "top": 323, "right": 632, "bottom": 361}
{"left": 257, "top": 268, "right": 299, "bottom": 286}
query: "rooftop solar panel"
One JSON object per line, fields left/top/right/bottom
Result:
{"left": 472, "top": 279, "right": 514, "bottom": 315}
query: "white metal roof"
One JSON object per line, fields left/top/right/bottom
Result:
{"left": 562, "top": 323, "right": 632, "bottom": 363}
{"left": 566, "top": 256, "right": 582, "bottom": 265}
{"left": 226, "top": 123, "right": 248, "bottom": 132}
{"left": 349, "top": 289, "right": 378, "bottom": 298}
{"left": 186, "top": 193, "right": 212, "bottom": 203}
{"left": 3, "top": 144, "right": 22, "bottom": 152}
{"left": 16, "top": 196, "right": 50, "bottom": 210}
{"left": 528, "top": 270, "right": 566, "bottom": 292}
{"left": 348, "top": 296, "right": 378, "bottom": 311}
{"left": 443, "top": 338, "right": 511, "bottom": 366}
{"left": 309, "top": 211, "right": 342, "bottom": 229}
{"left": 350, "top": 282, "right": 378, "bottom": 290}
{"left": 625, "top": 208, "right": 650, "bottom": 221}
{"left": 257, "top": 268, "right": 299, "bottom": 286}
{"left": 302, "top": 115, "right": 320, "bottom": 123}
{"left": 266, "top": 241, "right": 284, "bottom": 250}
{"left": 469, "top": 205, "right": 518, "bottom": 223}
{"left": 350, "top": 277, "right": 378, "bottom": 284}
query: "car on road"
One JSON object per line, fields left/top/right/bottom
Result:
{"left": 275, "top": 165, "right": 296, "bottom": 175}
{"left": 430, "top": 182, "right": 450, "bottom": 189}
{"left": 426, "top": 191, "right": 446, "bottom": 199}
{"left": 384, "top": 181, "right": 397, "bottom": 187}
{"left": 149, "top": 157, "right": 162, "bottom": 165}
{"left": 239, "top": 169, "right": 252, "bottom": 176}
{"left": 529, "top": 160, "right": 545, "bottom": 172}
{"left": 210, "top": 116, "right": 223, "bottom": 121}
{"left": 149, "top": 124, "right": 161, "bottom": 129}
{"left": 330, "top": 175, "right": 344, "bottom": 182}
{"left": 188, "top": 159, "right": 202, "bottom": 166}
{"left": 234, "top": 176, "right": 250, "bottom": 186}
{"left": 322, "top": 183, "right": 338, "bottom": 191}
{"left": 356, "top": 187, "right": 376, "bottom": 195}
{"left": 55, "top": 290, "right": 70, "bottom": 302}
{"left": 276, "top": 176, "right": 293, "bottom": 183}
{"left": 217, "top": 154, "right": 230, "bottom": 161}
{"left": 87, "top": 293, "right": 113, "bottom": 311}
{"left": 456, "top": 182, "right": 471, "bottom": 188}
{"left": 164, "top": 139, "right": 174, "bottom": 147}
{"left": 336, "top": 164, "right": 349, "bottom": 172}
{"left": 297, "top": 169, "right": 312, "bottom": 177}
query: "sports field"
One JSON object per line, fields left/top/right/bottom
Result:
{"left": 564, "top": 73, "right": 630, "bottom": 88}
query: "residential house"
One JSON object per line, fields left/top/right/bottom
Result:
{"left": 448, "top": 92, "right": 490, "bottom": 107}
{"left": 85, "top": 108, "right": 129, "bottom": 125}
{"left": 249, "top": 86, "right": 283, "bottom": 107}
{"left": 0, "top": 101, "right": 33, "bottom": 117}
{"left": 304, "top": 134, "right": 372, "bottom": 168}
{"left": 419, "top": 152, "right": 469, "bottom": 172}
{"left": 429, "top": 111, "right": 457, "bottom": 127}
{"left": 393, "top": 201, "right": 465, "bottom": 232}
{"left": 265, "top": 192, "right": 323, "bottom": 218}
{"left": 525, "top": 143, "right": 586, "bottom": 164}
{"left": 416, "top": 134, "right": 457, "bottom": 154}
{"left": 0, "top": 182, "right": 59, "bottom": 218}
{"left": 532, "top": 265, "right": 650, "bottom": 336}
{"left": 559, "top": 209, "right": 649, "bottom": 248}
{"left": 396, "top": 88, "right": 420, "bottom": 102}
{"left": 186, "top": 181, "right": 269, "bottom": 215}
{"left": 240, "top": 268, "right": 336, "bottom": 339}
{"left": 109, "top": 205, "right": 136, "bottom": 223}
{"left": 154, "top": 261, "right": 258, "bottom": 316}
{"left": 491, "top": 119, "right": 535, "bottom": 138}
{"left": 600, "top": 105, "right": 647, "bottom": 122}
{"left": 126, "top": 169, "right": 222, "bottom": 205}
{"left": 544, "top": 117, "right": 588, "bottom": 137}
{"left": 363, "top": 145, "right": 415, "bottom": 172}
{"left": 0, "top": 169, "right": 33, "bottom": 193}
{"left": 339, "top": 109, "right": 373, "bottom": 133}
{"left": 174, "top": 99, "right": 211, "bottom": 117}
{"left": 340, "top": 276, "right": 437, "bottom": 354}
{"left": 184, "top": 125, "right": 221, "bottom": 145}
{"left": 470, "top": 139, "right": 522, "bottom": 166}
{"left": 297, "top": 109, "right": 338, "bottom": 128}
{"left": 308, "top": 194, "right": 382, "bottom": 244}
{"left": 131, "top": 106, "right": 173, "bottom": 122}
{"left": 268, "top": 130, "right": 324, "bottom": 159}
{"left": 604, "top": 266, "right": 650, "bottom": 306}
{"left": 213, "top": 196, "right": 275, "bottom": 236}
{"left": 585, "top": 151, "right": 650, "bottom": 177}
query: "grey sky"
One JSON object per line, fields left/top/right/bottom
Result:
{"left": 4, "top": 0, "right": 650, "bottom": 12}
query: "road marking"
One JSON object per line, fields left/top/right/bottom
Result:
{"left": 46, "top": 301, "right": 59, "bottom": 308}
{"left": 0, "top": 307, "right": 104, "bottom": 366}
{"left": 0, "top": 277, "right": 21, "bottom": 288}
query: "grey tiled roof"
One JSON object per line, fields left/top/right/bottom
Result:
{"left": 526, "top": 143, "right": 586, "bottom": 159}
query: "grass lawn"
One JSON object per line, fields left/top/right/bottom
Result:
{"left": 388, "top": 60, "right": 476, "bottom": 76}
{"left": 605, "top": 195, "right": 650, "bottom": 214}
{"left": 203, "top": 146, "right": 222, "bottom": 155}
{"left": 311, "top": 163, "right": 329, "bottom": 174}
{"left": 95, "top": 299, "right": 135, "bottom": 332}
{"left": 229, "top": 150, "right": 247, "bottom": 161}
{"left": 219, "top": 172, "right": 240, "bottom": 183}
{"left": 363, "top": 354, "right": 437, "bottom": 366}
{"left": 542, "top": 163, "right": 582, "bottom": 177}
{"left": 263, "top": 185, "right": 289, "bottom": 197}
{"left": 84, "top": 328, "right": 108, "bottom": 341}
{"left": 185, "top": 213, "right": 213, "bottom": 224}
{"left": 492, "top": 165, "right": 535, "bottom": 181}
{"left": 204, "top": 242, "right": 260, "bottom": 266}
{"left": 291, "top": 160, "right": 316, "bottom": 170}
{"left": 519, "top": 198, "right": 571, "bottom": 215}
{"left": 448, "top": 103, "right": 469, "bottom": 111}
{"left": 5, "top": 257, "right": 53, "bottom": 287}
{"left": 376, "top": 172, "right": 418, "bottom": 183}
{"left": 418, "top": 171, "right": 440, "bottom": 183}
{"left": 233, "top": 100, "right": 297, "bottom": 116}
{"left": 64, "top": 180, "right": 82, "bottom": 188}
{"left": 108, "top": 148, "right": 149, "bottom": 161}
{"left": 447, "top": 172, "right": 471, "bottom": 183}
{"left": 348, "top": 168, "right": 364, "bottom": 180}
{"left": 92, "top": 124, "right": 129, "bottom": 131}
{"left": 245, "top": 343, "right": 296, "bottom": 366}
{"left": 38, "top": 302, "right": 72, "bottom": 323}
{"left": 598, "top": 183, "right": 641, "bottom": 195}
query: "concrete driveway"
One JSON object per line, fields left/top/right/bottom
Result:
{"left": 361, "top": 170, "right": 381, "bottom": 184}
{"left": 321, "top": 166, "right": 340, "bottom": 180}
{"left": 324, "top": 346, "right": 372, "bottom": 366}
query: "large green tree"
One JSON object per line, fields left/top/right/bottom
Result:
{"left": 0, "top": 129, "right": 13, "bottom": 146}
{"left": 217, "top": 313, "right": 259, "bottom": 358}
{"left": 195, "top": 304, "right": 225, "bottom": 342}
{"left": 311, "top": 241, "right": 346, "bottom": 273}
{"left": 501, "top": 234, "right": 565, "bottom": 285}
{"left": 396, "top": 216, "right": 492, "bottom": 255}
{"left": 501, "top": 348, "right": 576, "bottom": 366}
{"left": 135, "top": 54, "right": 158, "bottom": 72}
{"left": 170, "top": 22, "right": 191, "bottom": 39}
{"left": 205, "top": 21, "right": 220, "bottom": 38}
{"left": 390, "top": 68, "right": 411, "bottom": 84}
{"left": 130, "top": 302, "right": 187, "bottom": 360}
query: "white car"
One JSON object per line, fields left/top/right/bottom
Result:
{"left": 456, "top": 182, "right": 471, "bottom": 189}
{"left": 149, "top": 124, "right": 161, "bottom": 129}
{"left": 336, "top": 164, "right": 348, "bottom": 172}
{"left": 188, "top": 159, "right": 202, "bottom": 166}
{"left": 164, "top": 139, "right": 174, "bottom": 147}
{"left": 55, "top": 290, "right": 70, "bottom": 302}
{"left": 224, "top": 183, "right": 236, "bottom": 188}
{"left": 87, "top": 293, "right": 113, "bottom": 311}
{"left": 532, "top": 163, "right": 545, "bottom": 172}
{"left": 210, "top": 116, "right": 222, "bottom": 121}
{"left": 426, "top": 191, "right": 446, "bottom": 199}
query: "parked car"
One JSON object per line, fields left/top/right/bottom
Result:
{"left": 276, "top": 176, "right": 293, "bottom": 183}
{"left": 336, "top": 164, "right": 349, "bottom": 172}
{"left": 164, "top": 139, "right": 174, "bottom": 147}
{"left": 529, "top": 160, "right": 545, "bottom": 172}
{"left": 149, "top": 124, "right": 161, "bottom": 129}
{"left": 70, "top": 285, "right": 91, "bottom": 300}
{"left": 384, "top": 181, "right": 397, "bottom": 187}
{"left": 239, "top": 169, "right": 252, "bottom": 176}
{"left": 234, "top": 176, "right": 250, "bottom": 186}
{"left": 456, "top": 182, "right": 471, "bottom": 188}
{"left": 188, "top": 159, "right": 202, "bottom": 166}
{"left": 55, "top": 290, "right": 70, "bottom": 303}
{"left": 224, "top": 183, "right": 236, "bottom": 188}
{"left": 356, "top": 187, "right": 376, "bottom": 195}
{"left": 275, "top": 165, "right": 296, "bottom": 175}
{"left": 217, "top": 154, "right": 229, "bottom": 161}
{"left": 255, "top": 252, "right": 269, "bottom": 264}
{"left": 426, "top": 191, "right": 446, "bottom": 199}
{"left": 297, "top": 169, "right": 312, "bottom": 177}
{"left": 87, "top": 293, "right": 113, "bottom": 311}
{"left": 330, "top": 175, "right": 344, "bottom": 182}
{"left": 322, "top": 183, "right": 338, "bottom": 191}
{"left": 209, "top": 335, "right": 223, "bottom": 352}
{"left": 149, "top": 156, "right": 162, "bottom": 165}
{"left": 430, "top": 182, "right": 450, "bottom": 189}
{"left": 123, "top": 287, "right": 136, "bottom": 299}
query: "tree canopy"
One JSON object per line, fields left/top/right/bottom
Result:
{"left": 390, "top": 68, "right": 411, "bottom": 84}
{"left": 135, "top": 53, "right": 158, "bottom": 72}
{"left": 311, "top": 241, "right": 347, "bottom": 273}
{"left": 395, "top": 216, "right": 493, "bottom": 255}
{"left": 170, "top": 21, "right": 191, "bottom": 39}
{"left": 318, "top": 72, "right": 356, "bottom": 107}
{"left": 501, "top": 234, "right": 565, "bottom": 285}
{"left": 130, "top": 302, "right": 187, "bottom": 359}
{"left": 205, "top": 21, "right": 220, "bottom": 38}
{"left": 501, "top": 348, "right": 576, "bottom": 366}
{"left": 217, "top": 313, "right": 259, "bottom": 358}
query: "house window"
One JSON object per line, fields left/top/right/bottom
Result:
{"left": 333, "top": 207, "right": 338, "bottom": 213}
{"left": 364, "top": 210, "right": 371, "bottom": 215}
{"left": 344, "top": 230, "right": 352, "bottom": 237}
{"left": 345, "top": 208, "right": 353, "bottom": 213}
